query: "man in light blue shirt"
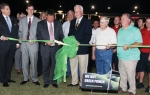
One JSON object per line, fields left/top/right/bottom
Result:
{"left": 117, "top": 13, "right": 142, "bottom": 95}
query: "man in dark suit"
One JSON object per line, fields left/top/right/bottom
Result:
{"left": 0, "top": 3, "right": 19, "bottom": 87}
{"left": 36, "top": 9, "right": 64, "bottom": 88}
{"left": 67, "top": 5, "right": 92, "bottom": 89}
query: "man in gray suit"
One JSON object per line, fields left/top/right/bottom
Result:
{"left": 37, "top": 9, "right": 64, "bottom": 88}
{"left": 19, "top": 4, "right": 40, "bottom": 85}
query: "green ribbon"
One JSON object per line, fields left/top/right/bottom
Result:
{"left": 53, "top": 36, "right": 78, "bottom": 84}
{"left": 3, "top": 36, "right": 150, "bottom": 84}
{"left": 7, "top": 37, "right": 53, "bottom": 43}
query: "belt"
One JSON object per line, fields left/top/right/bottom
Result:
{"left": 97, "top": 48, "right": 107, "bottom": 51}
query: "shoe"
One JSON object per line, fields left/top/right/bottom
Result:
{"left": 136, "top": 83, "right": 144, "bottom": 89}
{"left": 20, "top": 80, "right": 29, "bottom": 85}
{"left": 136, "top": 79, "right": 139, "bottom": 84}
{"left": 52, "top": 84, "right": 58, "bottom": 88}
{"left": 129, "top": 92, "right": 136, "bottom": 95}
{"left": 8, "top": 80, "right": 16, "bottom": 83}
{"left": 67, "top": 84, "right": 78, "bottom": 86}
{"left": 43, "top": 84, "right": 49, "bottom": 88}
{"left": 66, "top": 76, "right": 69, "bottom": 78}
{"left": 118, "top": 88, "right": 126, "bottom": 94}
{"left": 37, "top": 74, "right": 42, "bottom": 77}
{"left": 17, "top": 70, "right": 21, "bottom": 74}
{"left": 145, "top": 86, "right": 150, "bottom": 92}
{"left": 33, "top": 81, "right": 40, "bottom": 85}
{"left": 79, "top": 86, "right": 82, "bottom": 90}
{"left": 3, "top": 82, "right": 9, "bottom": 87}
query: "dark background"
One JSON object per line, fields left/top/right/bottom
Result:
{"left": 1, "top": 0, "right": 150, "bottom": 17}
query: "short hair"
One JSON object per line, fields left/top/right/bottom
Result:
{"left": 74, "top": 5, "right": 83, "bottom": 13}
{"left": 67, "top": 10, "right": 74, "bottom": 15}
{"left": 145, "top": 17, "right": 150, "bottom": 21}
{"left": 93, "top": 20, "right": 99, "bottom": 24}
{"left": 100, "top": 16, "right": 109, "bottom": 23}
{"left": 114, "top": 16, "right": 121, "bottom": 20}
{"left": 122, "top": 13, "right": 132, "bottom": 22}
{"left": 138, "top": 18, "right": 146, "bottom": 23}
{"left": 40, "top": 12, "right": 46, "bottom": 15}
{"left": 0, "top": 3, "right": 9, "bottom": 10}
{"left": 26, "top": 4, "right": 34, "bottom": 9}
{"left": 46, "top": 9, "right": 55, "bottom": 16}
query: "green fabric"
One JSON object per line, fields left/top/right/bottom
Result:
{"left": 117, "top": 24, "right": 143, "bottom": 60}
{"left": 53, "top": 36, "right": 78, "bottom": 84}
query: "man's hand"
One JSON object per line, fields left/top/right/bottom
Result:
{"left": 106, "top": 44, "right": 110, "bottom": 49}
{"left": 45, "top": 42, "right": 53, "bottom": 46}
{"left": 29, "top": 40, "right": 34, "bottom": 45}
{"left": 148, "top": 55, "right": 150, "bottom": 61}
{"left": 77, "top": 42, "right": 80, "bottom": 45}
{"left": 16, "top": 44, "right": 20, "bottom": 49}
{"left": 92, "top": 54, "right": 95, "bottom": 60}
{"left": 113, "top": 49, "right": 117, "bottom": 53}
{"left": 123, "top": 44, "right": 129, "bottom": 50}
{"left": 1, "top": 36, "right": 8, "bottom": 41}
{"left": 19, "top": 38, "right": 22, "bottom": 43}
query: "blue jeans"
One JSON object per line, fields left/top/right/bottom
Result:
{"left": 66, "top": 59, "right": 80, "bottom": 76}
{"left": 95, "top": 48, "right": 113, "bottom": 74}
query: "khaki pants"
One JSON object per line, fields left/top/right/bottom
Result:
{"left": 70, "top": 54, "right": 88, "bottom": 86}
{"left": 119, "top": 60, "right": 138, "bottom": 94}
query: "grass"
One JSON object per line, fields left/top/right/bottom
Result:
{"left": 0, "top": 66, "right": 149, "bottom": 95}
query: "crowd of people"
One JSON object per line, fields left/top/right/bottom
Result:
{"left": 0, "top": 2, "right": 150, "bottom": 95}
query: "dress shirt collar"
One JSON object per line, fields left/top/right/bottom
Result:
{"left": 27, "top": 15, "right": 34, "bottom": 22}
{"left": 76, "top": 16, "right": 83, "bottom": 24}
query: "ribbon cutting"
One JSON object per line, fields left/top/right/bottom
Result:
{"left": 2, "top": 37, "right": 150, "bottom": 48}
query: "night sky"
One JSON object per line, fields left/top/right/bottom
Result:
{"left": 1, "top": 0, "right": 150, "bottom": 17}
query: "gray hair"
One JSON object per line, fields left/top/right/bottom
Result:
{"left": 67, "top": 10, "right": 74, "bottom": 15}
{"left": 100, "top": 16, "right": 109, "bottom": 23}
{"left": 74, "top": 5, "right": 83, "bottom": 13}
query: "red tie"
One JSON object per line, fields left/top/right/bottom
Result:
{"left": 27, "top": 18, "right": 31, "bottom": 40}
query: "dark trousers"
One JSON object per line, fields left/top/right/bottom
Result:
{"left": 112, "top": 52, "right": 118, "bottom": 71}
{"left": 0, "top": 47, "right": 15, "bottom": 83}
{"left": 42, "top": 47, "right": 56, "bottom": 84}
{"left": 88, "top": 47, "right": 95, "bottom": 72}
{"left": 37, "top": 51, "right": 42, "bottom": 76}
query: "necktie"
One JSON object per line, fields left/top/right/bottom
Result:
{"left": 27, "top": 18, "right": 31, "bottom": 40}
{"left": 6, "top": 17, "right": 12, "bottom": 32}
{"left": 75, "top": 20, "right": 79, "bottom": 31}
{"left": 49, "top": 23, "right": 54, "bottom": 46}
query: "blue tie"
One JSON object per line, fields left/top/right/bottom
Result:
{"left": 6, "top": 17, "right": 12, "bottom": 32}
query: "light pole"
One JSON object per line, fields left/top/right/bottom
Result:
{"left": 91, "top": 5, "right": 95, "bottom": 10}
{"left": 108, "top": 7, "right": 111, "bottom": 10}
{"left": 26, "top": 0, "right": 29, "bottom": 4}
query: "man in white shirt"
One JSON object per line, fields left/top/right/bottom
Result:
{"left": 62, "top": 10, "right": 75, "bottom": 78}
{"left": 92, "top": 17, "right": 117, "bottom": 74}
{"left": 62, "top": 10, "right": 74, "bottom": 38}
{"left": 88, "top": 20, "right": 99, "bottom": 72}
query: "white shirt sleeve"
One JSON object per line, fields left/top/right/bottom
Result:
{"left": 92, "top": 30, "right": 96, "bottom": 44}
{"left": 110, "top": 29, "right": 117, "bottom": 44}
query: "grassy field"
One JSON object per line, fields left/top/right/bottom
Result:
{"left": 0, "top": 66, "right": 149, "bottom": 95}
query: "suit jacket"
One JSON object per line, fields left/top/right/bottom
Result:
{"left": 68, "top": 17, "right": 92, "bottom": 55}
{"left": 0, "top": 14, "right": 19, "bottom": 50}
{"left": 36, "top": 20, "right": 64, "bottom": 58}
{"left": 19, "top": 16, "right": 40, "bottom": 52}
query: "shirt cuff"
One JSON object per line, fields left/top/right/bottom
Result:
{"left": 0, "top": 36, "right": 2, "bottom": 40}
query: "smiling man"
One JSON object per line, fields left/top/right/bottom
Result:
{"left": 0, "top": 3, "right": 19, "bottom": 87}
{"left": 19, "top": 4, "right": 40, "bottom": 86}
{"left": 92, "top": 17, "right": 117, "bottom": 75}
{"left": 117, "top": 13, "right": 142, "bottom": 95}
